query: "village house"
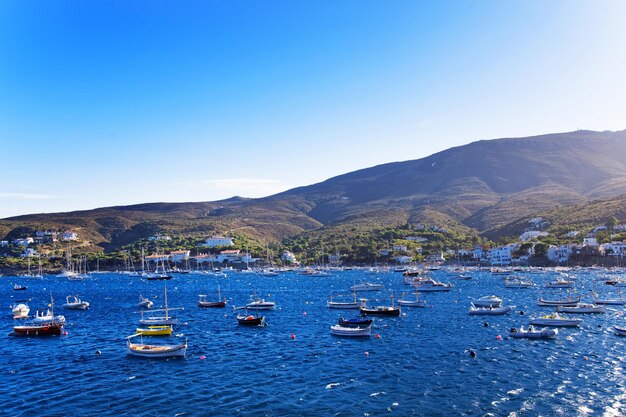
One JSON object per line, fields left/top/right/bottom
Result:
{"left": 169, "top": 250, "right": 190, "bottom": 263}
{"left": 281, "top": 250, "right": 299, "bottom": 265}
{"left": 201, "top": 236, "right": 234, "bottom": 248}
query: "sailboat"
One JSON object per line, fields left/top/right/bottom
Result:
{"left": 360, "top": 294, "right": 401, "bottom": 316}
{"left": 139, "top": 287, "right": 181, "bottom": 325}
{"left": 327, "top": 290, "right": 366, "bottom": 309}
{"left": 143, "top": 249, "right": 172, "bottom": 280}
{"left": 57, "top": 246, "right": 80, "bottom": 279}
{"left": 397, "top": 288, "right": 428, "bottom": 307}
{"left": 198, "top": 286, "right": 227, "bottom": 308}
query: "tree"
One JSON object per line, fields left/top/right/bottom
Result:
{"left": 607, "top": 216, "right": 619, "bottom": 229}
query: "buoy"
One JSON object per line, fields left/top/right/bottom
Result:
{"left": 95, "top": 350, "right": 101, "bottom": 356}
{"left": 364, "top": 351, "right": 370, "bottom": 356}
{"left": 290, "top": 333, "right": 296, "bottom": 339}
{"left": 224, "top": 314, "right": 228, "bottom": 318}
{"left": 584, "top": 356, "right": 589, "bottom": 360}
{"left": 598, "top": 324, "right": 602, "bottom": 328}
{"left": 496, "top": 335, "right": 502, "bottom": 340}
{"left": 402, "top": 313, "right": 407, "bottom": 317}
{"left": 469, "top": 350, "right": 476, "bottom": 358}
{"left": 483, "top": 322, "right": 489, "bottom": 327}
{"left": 63, "top": 331, "right": 68, "bottom": 335}
{"left": 303, "top": 312, "right": 307, "bottom": 316}
{"left": 374, "top": 333, "right": 381, "bottom": 339}
{"left": 519, "top": 311, "right": 525, "bottom": 315}
{"left": 200, "top": 355, "right": 206, "bottom": 360}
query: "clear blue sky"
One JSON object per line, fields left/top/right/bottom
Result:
{"left": 1, "top": 1, "right": 625, "bottom": 217}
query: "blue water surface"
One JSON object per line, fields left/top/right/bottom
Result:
{"left": 2, "top": 270, "right": 625, "bottom": 416}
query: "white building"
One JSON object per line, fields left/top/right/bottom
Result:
{"left": 484, "top": 245, "right": 519, "bottom": 265}
{"left": 603, "top": 242, "right": 626, "bottom": 257}
{"left": 169, "top": 250, "right": 190, "bottom": 263}
{"left": 13, "top": 237, "right": 34, "bottom": 246}
{"left": 328, "top": 252, "right": 342, "bottom": 265}
{"left": 614, "top": 224, "right": 626, "bottom": 231}
{"left": 378, "top": 249, "right": 391, "bottom": 256}
{"left": 62, "top": 231, "right": 78, "bottom": 241}
{"left": 583, "top": 237, "right": 599, "bottom": 247}
{"left": 547, "top": 245, "right": 573, "bottom": 263}
{"left": 406, "top": 236, "right": 428, "bottom": 243}
{"left": 281, "top": 251, "right": 299, "bottom": 265}
{"left": 393, "top": 245, "right": 407, "bottom": 253}
{"left": 529, "top": 217, "right": 544, "bottom": 227}
{"left": 565, "top": 231, "right": 579, "bottom": 238}
{"left": 394, "top": 255, "right": 413, "bottom": 264}
{"left": 520, "top": 231, "right": 549, "bottom": 242}
{"left": 194, "top": 250, "right": 258, "bottom": 265}
{"left": 202, "top": 236, "right": 234, "bottom": 248}
{"left": 148, "top": 235, "right": 172, "bottom": 241}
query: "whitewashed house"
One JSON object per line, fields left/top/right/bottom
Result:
{"left": 603, "top": 242, "right": 626, "bottom": 257}
{"left": 13, "top": 237, "right": 34, "bottom": 246}
{"left": 202, "top": 236, "right": 234, "bottom": 248}
{"left": 547, "top": 245, "right": 573, "bottom": 263}
{"left": 394, "top": 255, "right": 413, "bottom": 264}
{"left": 281, "top": 251, "right": 299, "bottom": 265}
{"left": 393, "top": 245, "right": 407, "bottom": 253}
{"left": 169, "top": 250, "right": 190, "bottom": 263}
{"left": 62, "top": 231, "right": 78, "bottom": 241}
{"left": 520, "top": 231, "right": 549, "bottom": 242}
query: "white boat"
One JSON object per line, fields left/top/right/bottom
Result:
{"left": 472, "top": 295, "right": 502, "bottom": 308}
{"left": 509, "top": 325, "right": 558, "bottom": 339}
{"left": 330, "top": 325, "right": 371, "bottom": 337}
{"left": 537, "top": 295, "right": 581, "bottom": 307}
{"left": 257, "top": 269, "right": 279, "bottom": 277}
{"left": 529, "top": 313, "right": 582, "bottom": 327}
{"left": 413, "top": 278, "right": 453, "bottom": 292}
{"left": 350, "top": 283, "right": 383, "bottom": 292}
{"left": 11, "top": 302, "right": 30, "bottom": 319}
{"left": 126, "top": 334, "right": 187, "bottom": 358}
{"left": 544, "top": 279, "right": 573, "bottom": 288}
{"left": 594, "top": 298, "right": 626, "bottom": 305}
{"left": 468, "top": 304, "right": 512, "bottom": 315}
{"left": 327, "top": 292, "right": 365, "bottom": 309}
{"left": 63, "top": 295, "right": 90, "bottom": 310}
{"left": 614, "top": 326, "right": 626, "bottom": 336}
{"left": 137, "top": 295, "right": 153, "bottom": 308}
{"left": 245, "top": 297, "right": 276, "bottom": 310}
{"left": 32, "top": 308, "right": 66, "bottom": 324}
{"left": 505, "top": 276, "right": 533, "bottom": 288}
{"left": 397, "top": 291, "right": 428, "bottom": 308}
{"left": 558, "top": 303, "right": 605, "bottom": 314}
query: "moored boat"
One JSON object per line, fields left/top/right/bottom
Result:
{"left": 63, "top": 295, "right": 90, "bottom": 310}
{"left": 13, "top": 284, "right": 27, "bottom": 291}
{"left": 472, "top": 295, "right": 502, "bottom": 308}
{"left": 11, "top": 301, "right": 30, "bottom": 319}
{"left": 350, "top": 283, "right": 383, "bottom": 292}
{"left": 126, "top": 335, "right": 187, "bottom": 357}
{"left": 338, "top": 317, "right": 373, "bottom": 328}
{"left": 13, "top": 322, "right": 64, "bottom": 336}
{"left": 614, "top": 326, "right": 626, "bottom": 336}
{"left": 135, "top": 325, "right": 173, "bottom": 336}
{"left": 558, "top": 303, "right": 605, "bottom": 314}
{"left": 468, "top": 304, "right": 512, "bottom": 315}
{"left": 529, "top": 312, "right": 582, "bottom": 327}
{"left": 137, "top": 295, "right": 153, "bottom": 309}
{"left": 509, "top": 325, "right": 558, "bottom": 339}
{"left": 198, "top": 286, "right": 227, "bottom": 308}
{"left": 330, "top": 325, "right": 371, "bottom": 337}
{"left": 236, "top": 311, "right": 266, "bottom": 326}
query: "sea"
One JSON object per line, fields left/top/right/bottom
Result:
{"left": 2, "top": 269, "right": 625, "bottom": 416}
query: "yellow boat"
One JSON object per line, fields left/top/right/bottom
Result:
{"left": 135, "top": 325, "right": 173, "bottom": 336}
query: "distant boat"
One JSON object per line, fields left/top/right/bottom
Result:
{"left": 13, "top": 284, "right": 27, "bottom": 291}
{"left": 529, "top": 312, "right": 582, "bottom": 327}
{"left": 139, "top": 287, "right": 180, "bottom": 325}
{"left": 558, "top": 303, "right": 605, "bottom": 314}
{"left": 397, "top": 290, "right": 428, "bottom": 308}
{"left": 350, "top": 283, "right": 383, "bottom": 292}
{"left": 472, "top": 295, "right": 502, "bottom": 308}
{"left": 360, "top": 295, "right": 400, "bottom": 316}
{"left": 236, "top": 309, "right": 266, "bottom": 326}
{"left": 63, "top": 295, "right": 90, "bottom": 310}
{"left": 468, "top": 304, "right": 512, "bottom": 316}
{"left": 509, "top": 325, "right": 558, "bottom": 339}
{"left": 337, "top": 317, "right": 373, "bottom": 328}
{"left": 245, "top": 293, "right": 275, "bottom": 310}
{"left": 137, "top": 295, "right": 153, "bottom": 309}
{"left": 413, "top": 278, "right": 453, "bottom": 292}
{"left": 135, "top": 325, "right": 173, "bottom": 336}
{"left": 126, "top": 334, "right": 187, "bottom": 358}
{"left": 13, "top": 295, "right": 65, "bottom": 336}
{"left": 198, "top": 286, "right": 227, "bottom": 308}
{"left": 614, "top": 326, "right": 626, "bottom": 336}
{"left": 330, "top": 325, "right": 371, "bottom": 337}
{"left": 505, "top": 276, "right": 533, "bottom": 288}
{"left": 11, "top": 301, "right": 30, "bottom": 319}
{"left": 327, "top": 291, "right": 365, "bottom": 309}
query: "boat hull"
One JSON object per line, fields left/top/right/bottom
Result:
{"left": 198, "top": 301, "right": 226, "bottom": 308}
{"left": 360, "top": 307, "right": 400, "bottom": 316}
{"left": 330, "top": 325, "right": 371, "bottom": 337}
{"left": 127, "top": 342, "right": 187, "bottom": 357}
{"left": 237, "top": 315, "right": 266, "bottom": 326}
{"left": 13, "top": 323, "right": 63, "bottom": 336}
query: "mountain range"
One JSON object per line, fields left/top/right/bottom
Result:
{"left": 2, "top": 129, "right": 626, "bottom": 250}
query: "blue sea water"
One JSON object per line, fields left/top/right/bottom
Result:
{"left": 2, "top": 270, "right": 626, "bottom": 416}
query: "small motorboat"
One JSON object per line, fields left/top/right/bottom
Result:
{"left": 32, "top": 309, "right": 66, "bottom": 324}
{"left": 63, "top": 295, "right": 90, "bottom": 310}
{"left": 614, "top": 326, "right": 626, "bottom": 336}
{"left": 330, "top": 325, "right": 371, "bottom": 337}
{"left": 350, "top": 283, "right": 383, "bottom": 292}
{"left": 143, "top": 272, "right": 173, "bottom": 280}
{"left": 327, "top": 292, "right": 366, "bottom": 309}
{"left": 472, "top": 295, "right": 502, "bottom": 308}
{"left": 135, "top": 325, "right": 173, "bottom": 336}
{"left": 245, "top": 297, "right": 275, "bottom": 310}
{"left": 509, "top": 325, "right": 558, "bottom": 339}
{"left": 537, "top": 296, "right": 581, "bottom": 307}
{"left": 338, "top": 317, "right": 373, "bottom": 328}
{"left": 529, "top": 312, "right": 582, "bottom": 327}
{"left": 126, "top": 335, "right": 187, "bottom": 358}
{"left": 413, "top": 278, "right": 453, "bottom": 292}
{"left": 13, "top": 322, "right": 64, "bottom": 336}
{"left": 11, "top": 302, "right": 30, "bottom": 319}
{"left": 505, "top": 276, "right": 533, "bottom": 288}
{"left": 137, "top": 295, "right": 153, "bottom": 309}
{"left": 397, "top": 291, "right": 428, "bottom": 308}
{"left": 13, "top": 284, "right": 27, "bottom": 291}
{"left": 468, "top": 304, "right": 512, "bottom": 316}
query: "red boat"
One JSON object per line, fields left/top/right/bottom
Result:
{"left": 13, "top": 322, "right": 63, "bottom": 336}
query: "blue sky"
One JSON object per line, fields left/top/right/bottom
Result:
{"left": 1, "top": 1, "right": 625, "bottom": 217}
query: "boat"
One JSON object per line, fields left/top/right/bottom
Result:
{"left": 236, "top": 310, "right": 266, "bottom": 326}
{"left": 360, "top": 295, "right": 401, "bottom": 316}
{"left": 135, "top": 325, "right": 173, "bottom": 336}
{"left": 413, "top": 278, "right": 453, "bottom": 292}
{"left": 505, "top": 276, "right": 533, "bottom": 288}
{"left": 397, "top": 290, "right": 428, "bottom": 307}
{"left": 11, "top": 301, "right": 30, "bottom": 319}
{"left": 468, "top": 304, "right": 512, "bottom": 315}
{"left": 350, "top": 283, "right": 383, "bottom": 292}
{"left": 330, "top": 325, "right": 372, "bottom": 337}
{"left": 126, "top": 334, "right": 187, "bottom": 358}
{"left": 245, "top": 293, "right": 275, "bottom": 310}
{"left": 544, "top": 279, "right": 573, "bottom": 288}
{"left": 139, "top": 287, "right": 181, "bottom": 325}
{"left": 13, "top": 284, "right": 27, "bottom": 291}
{"left": 63, "top": 295, "right": 90, "bottom": 310}
{"left": 614, "top": 326, "right": 626, "bottom": 336}
{"left": 509, "top": 325, "right": 558, "bottom": 339}
{"left": 137, "top": 295, "right": 153, "bottom": 308}
{"left": 558, "top": 303, "right": 605, "bottom": 314}
{"left": 472, "top": 295, "right": 502, "bottom": 308}
{"left": 327, "top": 291, "right": 365, "bottom": 309}
{"left": 529, "top": 312, "right": 582, "bottom": 327}
{"left": 337, "top": 317, "right": 373, "bottom": 328}
{"left": 198, "top": 286, "right": 227, "bottom": 308}
{"left": 143, "top": 272, "right": 173, "bottom": 280}
{"left": 593, "top": 288, "right": 626, "bottom": 305}
{"left": 13, "top": 295, "right": 65, "bottom": 336}
{"left": 537, "top": 294, "right": 581, "bottom": 307}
